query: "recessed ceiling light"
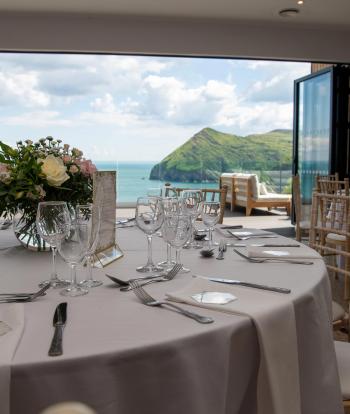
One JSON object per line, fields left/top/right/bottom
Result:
{"left": 279, "top": 8, "right": 300, "bottom": 17}
{"left": 297, "top": 0, "right": 304, "bottom": 4}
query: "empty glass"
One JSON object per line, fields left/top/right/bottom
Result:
{"left": 135, "top": 196, "right": 164, "bottom": 273}
{"left": 158, "top": 196, "right": 180, "bottom": 269}
{"left": 181, "top": 190, "right": 203, "bottom": 248}
{"left": 202, "top": 201, "right": 221, "bottom": 248}
{"left": 58, "top": 221, "right": 89, "bottom": 297}
{"left": 36, "top": 201, "right": 71, "bottom": 288}
{"left": 76, "top": 204, "right": 102, "bottom": 288}
{"left": 163, "top": 213, "right": 192, "bottom": 273}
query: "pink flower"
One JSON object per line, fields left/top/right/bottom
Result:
{"left": 62, "top": 155, "right": 71, "bottom": 164}
{"left": 78, "top": 159, "right": 97, "bottom": 177}
{"left": 0, "top": 163, "right": 8, "bottom": 173}
{"left": 69, "top": 165, "right": 79, "bottom": 174}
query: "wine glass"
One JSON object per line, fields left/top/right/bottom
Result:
{"left": 147, "top": 187, "right": 162, "bottom": 197}
{"left": 36, "top": 201, "right": 71, "bottom": 288}
{"left": 135, "top": 196, "right": 164, "bottom": 273}
{"left": 202, "top": 201, "right": 221, "bottom": 249}
{"left": 58, "top": 221, "right": 90, "bottom": 297}
{"left": 158, "top": 196, "right": 180, "bottom": 269}
{"left": 181, "top": 190, "right": 203, "bottom": 248}
{"left": 76, "top": 204, "right": 102, "bottom": 288}
{"left": 163, "top": 213, "right": 192, "bottom": 273}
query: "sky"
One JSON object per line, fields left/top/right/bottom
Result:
{"left": 0, "top": 53, "right": 310, "bottom": 162}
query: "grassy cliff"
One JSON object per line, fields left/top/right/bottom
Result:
{"left": 149, "top": 128, "right": 292, "bottom": 182}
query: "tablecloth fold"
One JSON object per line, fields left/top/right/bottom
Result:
{"left": 166, "top": 278, "right": 301, "bottom": 414}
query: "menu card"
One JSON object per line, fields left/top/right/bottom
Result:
{"left": 92, "top": 171, "right": 123, "bottom": 267}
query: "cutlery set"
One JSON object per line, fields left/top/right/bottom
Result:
{"left": 1, "top": 228, "right": 302, "bottom": 337}
{"left": 233, "top": 248, "right": 314, "bottom": 265}
{"left": 0, "top": 284, "right": 50, "bottom": 303}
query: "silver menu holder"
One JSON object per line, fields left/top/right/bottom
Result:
{"left": 92, "top": 171, "right": 123, "bottom": 268}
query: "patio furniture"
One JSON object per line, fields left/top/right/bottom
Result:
{"left": 172, "top": 186, "right": 228, "bottom": 224}
{"left": 292, "top": 175, "right": 311, "bottom": 242}
{"left": 220, "top": 173, "right": 291, "bottom": 216}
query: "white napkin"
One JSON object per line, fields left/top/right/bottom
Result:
{"left": 0, "top": 304, "right": 25, "bottom": 414}
{"left": 166, "top": 278, "right": 301, "bottom": 414}
{"left": 247, "top": 246, "right": 322, "bottom": 259}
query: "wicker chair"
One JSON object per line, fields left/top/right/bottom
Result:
{"left": 309, "top": 191, "right": 350, "bottom": 332}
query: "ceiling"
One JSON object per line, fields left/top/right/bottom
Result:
{"left": 0, "top": 0, "right": 350, "bottom": 28}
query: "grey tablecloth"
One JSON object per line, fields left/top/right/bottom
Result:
{"left": 0, "top": 226, "right": 343, "bottom": 414}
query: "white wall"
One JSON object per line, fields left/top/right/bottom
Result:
{"left": 0, "top": 12, "right": 349, "bottom": 62}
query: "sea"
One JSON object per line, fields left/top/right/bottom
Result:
{"left": 94, "top": 161, "right": 218, "bottom": 204}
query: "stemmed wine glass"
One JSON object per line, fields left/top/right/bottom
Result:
{"left": 58, "top": 220, "right": 90, "bottom": 297}
{"left": 181, "top": 190, "right": 203, "bottom": 248}
{"left": 158, "top": 196, "right": 180, "bottom": 269}
{"left": 135, "top": 196, "right": 164, "bottom": 273}
{"left": 202, "top": 201, "right": 221, "bottom": 249}
{"left": 76, "top": 204, "right": 102, "bottom": 288}
{"left": 36, "top": 201, "right": 71, "bottom": 288}
{"left": 163, "top": 213, "right": 192, "bottom": 273}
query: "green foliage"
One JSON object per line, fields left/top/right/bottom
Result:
{"left": 150, "top": 128, "right": 292, "bottom": 182}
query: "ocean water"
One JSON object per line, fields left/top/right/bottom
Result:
{"left": 94, "top": 161, "right": 218, "bottom": 203}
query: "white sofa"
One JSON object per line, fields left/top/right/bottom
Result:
{"left": 220, "top": 173, "right": 291, "bottom": 216}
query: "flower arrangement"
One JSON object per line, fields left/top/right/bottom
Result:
{"left": 0, "top": 137, "right": 97, "bottom": 238}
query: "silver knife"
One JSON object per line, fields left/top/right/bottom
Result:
{"left": 48, "top": 302, "right": 67, "bottom": 357}
{"left": 194, "top": 275, "right": 291, "bottom": 294}
{"left": 232, "top": 244, "right": 301, "bottom": 247}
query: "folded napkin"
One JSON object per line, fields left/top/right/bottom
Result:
{"left": 166, "top": 278, "right": 301, "bottom": 414}
{"left": 0, "top": 304, "right": 25, "bottom": 414}
{"left": 247, "top": 246, "right": 322, "bottom": 259}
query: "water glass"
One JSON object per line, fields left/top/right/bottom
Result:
{"left": 58, "top": 221, "right": 90, "bottom": 297}
{"left": 158, "top": 196, "right": 180, "bottom": 269}
{"left": 163, "top": 213, "right": 192, "bottom": 273}
{"left": 36, "top": 201, "right": 71, "bottom": 288}
{"left": 181, "top": 190, "right": 203, "bottom": 248}
{"left": 76, "top": 204, "right": 102, "bottom": 288}
{"left": 135, "top": 196, "right": 164, "bottom": 273}
{"left": 202, "top": 201, "right": 221, "bottom": 248}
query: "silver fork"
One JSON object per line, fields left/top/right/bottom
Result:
{"left": 233, "top": 249, "right": 314, "bottom": 265}
{"left": 0, "top": 284, "right": 50, "bottom": 303}
{"left": 129, "top": 280, "right": 214, "bottom": 324}
{"left": 120, "top": 263, "right": 182, "bottom": 291}
{"left": 216, "top": 240, "right": 227, "bottom": 260}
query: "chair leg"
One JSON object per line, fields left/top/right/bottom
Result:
{"left": 246, "top": 206, "right": 252, "bottom": 216}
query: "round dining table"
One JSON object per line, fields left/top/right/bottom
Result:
{"left": 0, "top": 224, "right": 344, "bottom": 414}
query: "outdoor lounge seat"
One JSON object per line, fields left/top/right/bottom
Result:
{"left": 220, "top": 173, "right": 291, "bottom": 216}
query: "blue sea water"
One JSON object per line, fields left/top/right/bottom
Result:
{"left": 94, "top": 161, "right": 218, "bottom": 203}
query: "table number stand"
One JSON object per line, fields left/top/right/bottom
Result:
{"left": 91, "top": 171, "right": 123, "bottom": 268}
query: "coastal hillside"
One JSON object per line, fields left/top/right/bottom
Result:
{"left": 149, "top": 128, "right": 292, "bottom": 182}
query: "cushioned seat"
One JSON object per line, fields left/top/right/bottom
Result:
{"left": 299, "top": 220, "right": 311, "bottom": 230}
{"left": 253, "top": 193, "right": 291, "bottom": 202}
{"left": 333, "top": 301, "right": 346, "bottom": 322}
{"left": 335, "top": 341, "right": 350, "bottom": 400}
{"left": 327, "top": 233, "right": 347, "bottom": 243}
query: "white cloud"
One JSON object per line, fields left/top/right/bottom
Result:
{"left": 0, "top": 71, "right": 50, "bottom": 107}
{"left": 0, "top": 110, "right": 71, "bottom": 127}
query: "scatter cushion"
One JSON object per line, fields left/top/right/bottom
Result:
{"left": 259, "top": 183, "right": 269, "bottom": 195}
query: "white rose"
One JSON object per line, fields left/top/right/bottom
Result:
{"left": 41, "top": 154, "right": 70, "bottom": 187}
